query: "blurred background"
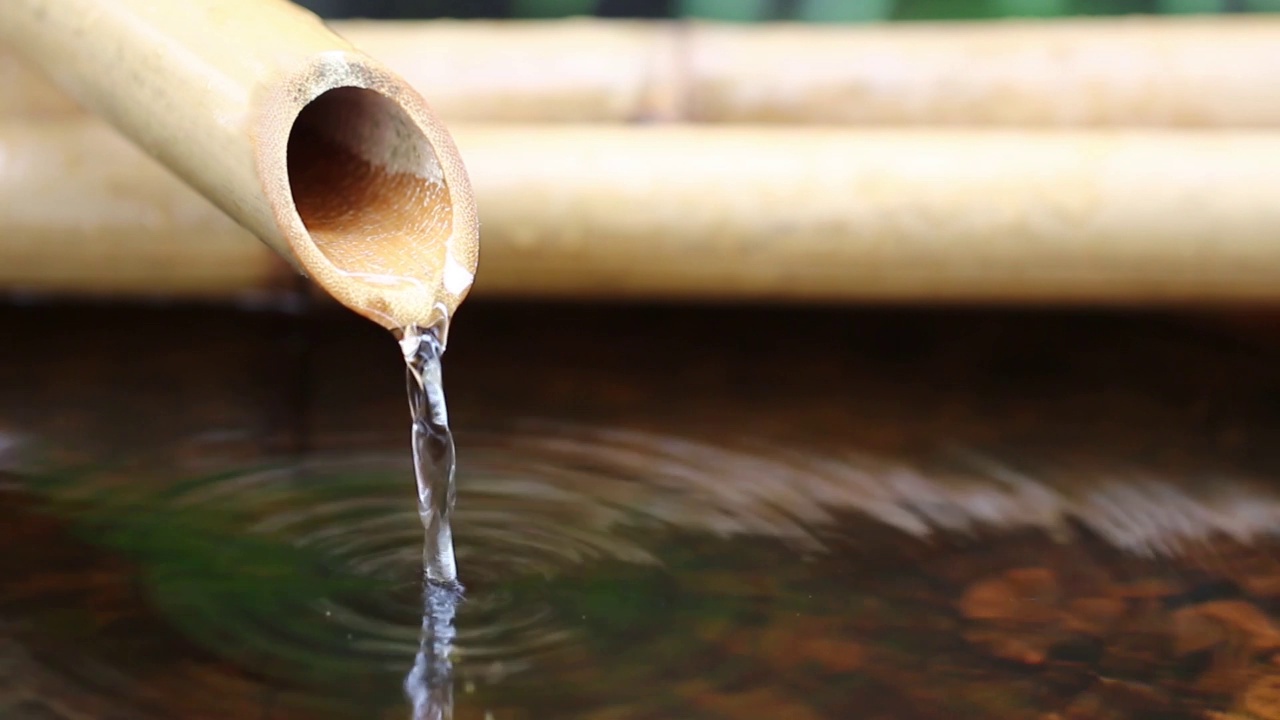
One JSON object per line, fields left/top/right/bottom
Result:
{"left": 296, "top": 0, "right": 1280, "bottom": 21}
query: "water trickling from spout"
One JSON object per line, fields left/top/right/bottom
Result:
{"left": 401, "top": 325, "right": 458, "bottom": 585}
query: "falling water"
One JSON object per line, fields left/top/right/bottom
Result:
{"left": 401, "top": 325, "right": 458, "bottom": 585}
{"left": 404, "top": 582, "right": 460, "bottom": 720}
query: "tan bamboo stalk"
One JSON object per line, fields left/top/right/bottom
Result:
{"left": 461, "top": 125, "right": 1280, "bottom": 303}
{"left": 0, "top": 0, "right": 480, "bottom": 333}
{"left": 0, "top": 48, "right": 83, "bottom": 118}
{"left": 338, "top": 19, "right": 685, "bottom": 123}
{"left": 6, "top": 16, "right": 1280, "bottom": 127}
{"left": 0, "top": 122, "right": 285, "bottom": 302}
{"left": 683, "top": 16, "right": 1280, "bottom": 127}
{"left": 5, "top": 121, "right": 1280, "bottom": 305}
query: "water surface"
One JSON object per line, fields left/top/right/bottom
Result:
{"left": 3, "top": 304, "right": 1280, "bottom": 719}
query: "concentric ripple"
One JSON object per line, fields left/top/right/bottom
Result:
{"left": 7, "top": 422, "right": 794, "bottom": 706}
{"left": 9, "top": 420, "right": 1280, "bottom": 718}
{"left": 142, "top": 443, "right": 667, "bottom": 687}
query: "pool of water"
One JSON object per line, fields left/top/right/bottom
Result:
{"left": 3, "top": 302, "right": 1280, "bottom": 719}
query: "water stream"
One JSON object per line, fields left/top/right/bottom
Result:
{"left": 400, "top": 323, "right": 465, "bottom": 717}
{"left": 401, "top": 325, "right": 458, "bottom": 586}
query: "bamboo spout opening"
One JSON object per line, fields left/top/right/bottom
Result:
{"left": 286, "top": 86, "right": 454, "bottom": 298}
{"left": 0, "top": 0, "right": 479, "bottom": 334}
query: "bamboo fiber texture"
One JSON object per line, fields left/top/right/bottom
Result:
{"left": 5, "top": 16, "right": 1280, "bottom": 126}
{"left": 0, "top": 0, "right": 480, "bottom": 332}
{"left": 4, "top": 121, "right": 1280, "bottom": 305}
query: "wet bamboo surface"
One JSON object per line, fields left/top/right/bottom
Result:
{"left": 5, "top": 16, "right": 1280, "bottom": 126}
{"left": 5, "top": 121, "right": 1280, "bottom": 305}
{"left": 5, "top": 303, "right": 1280, "bottom": 718}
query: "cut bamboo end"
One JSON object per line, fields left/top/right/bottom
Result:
{"left": 260, "top": 62, "right": 480, "bottom": 332}
{"left": 0, "top": 0, "right": 479, "bottom": 333}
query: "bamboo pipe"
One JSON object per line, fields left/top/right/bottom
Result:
{"left": 460, "top": 126, "right": 1280, "bottom": 303}
{"left": 6, "top": 16, "right": 1280, "bottom": 127}
{"left": 5, "top": 121, "right": 1280, "bottom": 305}
{"left": 0, "top": 122, "right": 290, "bottom": 303}
{"left": 0, "top": 0, "right": 479, "bottom": 333}
{"left": 681, "top": 16, "right": 1280, "bottom": 127}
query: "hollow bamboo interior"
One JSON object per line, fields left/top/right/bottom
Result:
{"left": 5, "top": 16, "right": 1280, "bottom": 127}
{"left": 0, "top": 0, "right": 480, "bottom": 332}
{"left": 5, "top": 121, "right": 1280, "bottom": 305}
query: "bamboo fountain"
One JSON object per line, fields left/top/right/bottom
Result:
{"left": 0, "top": 0, "right": 480, "bottom": 332}
{"left": 2, "top": 14, "right": 1280, "bottom": 306}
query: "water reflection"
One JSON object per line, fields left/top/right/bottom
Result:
{"left": 5, "top": 422, "right": 1280, "bottom": 718}
{"left": 3, "top": 305, "right": 1280, "bottom": 718}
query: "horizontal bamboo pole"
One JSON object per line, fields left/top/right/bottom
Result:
{"left": 5, "top": 16, "right": 1280, "bottom": 126}
{"left": 0, "top": 0, "right": 479, "bottom": 332}
{"left": 0, "top": 122, "right": 291, "bottom": 301}
{"left": 4, "top": 121, "right": 1280, "bottom": 305}
{"left": 681, "top": 16, "right": 1280, "bottom": 127}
